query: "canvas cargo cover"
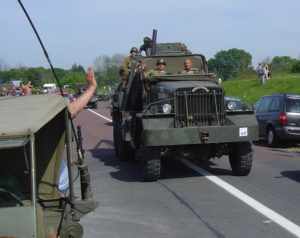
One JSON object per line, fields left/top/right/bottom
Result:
{"left": 0, "top": 94, "right": 69, "bottom": 138}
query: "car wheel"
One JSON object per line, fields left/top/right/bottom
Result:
{"left": 267, "top": 127, "right": 278, "bottom": 147}
{"left": 141, "top": 147, "right": 161, "bottom": 182}
{"left": 229, "top": 142, "right": 253, "bottom": 176}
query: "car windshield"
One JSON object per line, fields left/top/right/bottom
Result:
{"left": 286, "top": 98, "right": 300, "bottom": 113}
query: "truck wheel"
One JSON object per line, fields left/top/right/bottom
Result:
{"left": 113, "top": 114, "right": 119, "bottom": 156}
{"left": 141, "top": 148, "right": 161, "bottom": 182}
{"left": 92, "top": 102, "right": 98, "bottom": 109}
{"left": 117, "top": 121, "right": 134, "bottom": 161}
{"left": 118, "top": 137, "right": 134, "bottom": 161}
{"left": 229, "top": 142, "right": 253, "bottom": 176}
{"left": 267, "top": 127, "right": 278, "bottom": 147}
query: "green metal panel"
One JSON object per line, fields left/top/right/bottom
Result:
{"left": 0, "top": 206, "right": 37, "bottom": 238}
{"left": 141, "top": 114, "right": 259, "bottom": 146}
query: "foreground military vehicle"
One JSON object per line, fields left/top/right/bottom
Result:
{"left": 112, "top": 30, "right": 259, "bottom": 181}
{"left": 0, "top": 94, "right": 98, "bottom": 237}
{"left": 76, "top": 84, "right": 99, "bottom": 108}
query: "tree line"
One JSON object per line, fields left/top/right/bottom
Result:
{"left": 208, "top": 49, "right": 300, "bottom": 81}
{"left": 1, "top": 50, "right": 300, "bottom": 91}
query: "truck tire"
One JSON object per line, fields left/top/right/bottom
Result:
{"left": 113, "top": 113, "right": 119, "bottom": 156}
{"left": 118, "top": 137, "right": 133, "bottom": 161}
{"left": 267, "top": 127, "right": 278, "bottom": 147}
{"left": 141, "top": 148, "right": 161, "bottom": 182}
{"left": 229, "top": 142, "right": 253, "bottom": 176}
{"left": 117, "top": 120, "right": 134, "bottom": 161}
{"left": 92, "top": 102, "right": 98, "bottom": 109}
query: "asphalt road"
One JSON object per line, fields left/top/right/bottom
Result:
{"left": 72, "top": 101, "right": 300, "bottom": 238}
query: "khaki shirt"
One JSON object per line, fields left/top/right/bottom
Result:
{"left": 179, "top": 68, "right": 200, "bottom": 75}
{"left": 120, "top": 56, "right": 138, "bottom": 91}
{"left": 144, "top": 69, "right": 167, "bottom": 80}
{"left": 120, "top": 56, "right": 133, "bottom": 80}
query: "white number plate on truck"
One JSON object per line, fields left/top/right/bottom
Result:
{"left": 239, "top": 127, "right": 248, "bottom": 137}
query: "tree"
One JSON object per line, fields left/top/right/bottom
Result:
{"left": 0, "top": 57, "right": 9, "bottom": 71}
{"left": 71, "top": 63, "right": 85, "bottom": 74}
{"left": 0, "top": 68, "right": 24, "bottom": 83}
{"left": 271, "top": 56, "right": 296, "bottom": 72}
{"left": 60, "top": 72, "right": 85, "bottom": 89}
{"left": 291, "top": 60, "right": 300, "bottom": 73}
{"left": 24, "top": 68, "right": 43, "bottom": 87}
{"left": 93, "top": 54, "right": 126, "bottom": 86}
{"left": 208, "top": 48, "right": 252, "bottom": 81}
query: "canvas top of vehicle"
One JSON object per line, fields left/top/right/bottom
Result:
{"left": 0, "top": 94, "right": 98, "bottom": 238}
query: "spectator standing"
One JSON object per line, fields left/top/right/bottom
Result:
{"left": 257, "top": 63, "right": 266, "bottom": 85}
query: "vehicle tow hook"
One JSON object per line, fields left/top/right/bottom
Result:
{"left": 200, "top": 130, "right": 209, "bottom": 142}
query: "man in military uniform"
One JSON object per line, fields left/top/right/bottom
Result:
{"left": 179, "top": 58, "right": 199, "bottom": 74}
{"left": 142, "top": 58, "right": 167, "bottom": 80}
{"left": 181, "top": 43, "right": 192, "bottom": 54}
{"left": 120, "top": 47, "right": 138, "bottom": 91}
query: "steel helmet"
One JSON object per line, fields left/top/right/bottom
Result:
{"left": 156, "top": 58, "right": 166, "bottom": 65}
{"left": 130, "top": 47, "right": 138, "bottom": 53}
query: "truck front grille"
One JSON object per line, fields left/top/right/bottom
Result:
{"left": 174, "top": 87, "right": 225, "bottom": 127}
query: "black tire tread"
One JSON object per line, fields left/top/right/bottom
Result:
{"left": 229, "top": 142, "right": 253, "bottom": 176}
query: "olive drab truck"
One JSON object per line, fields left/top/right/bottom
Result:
{"left": 0, "top": 94, "right": 98, "bottom": 238}
{"left": 112, "top": 30, "right": 259, "bottom": 181}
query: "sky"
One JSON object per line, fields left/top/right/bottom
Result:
{"left": 1, "top": 0, "right": 300, "bottom": 70}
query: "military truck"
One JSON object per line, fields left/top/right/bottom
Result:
{"left": 0, "top": 94, "right": 98, "bottom": 237}
{"left": 76, "top": 84, "right": 99, "bottom": 109}
{"left": 112, "top": 30, "right": 259, "bottom": 181}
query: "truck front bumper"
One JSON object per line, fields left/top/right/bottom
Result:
{"left": 141, "top": 114, "right": 259, "bottom": 146}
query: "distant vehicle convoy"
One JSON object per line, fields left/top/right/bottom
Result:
{"left": 253, "top": 93, "right": 300, "bottom": 146}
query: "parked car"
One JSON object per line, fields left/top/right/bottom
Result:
{"left": 253, "top": 93, "right": 300, "bottom": 146}
{"left": 224, "top": 96, "right": 248, "bottom": 111}
{"left": 52, "top": 92, "right": 75, "bottom": 103}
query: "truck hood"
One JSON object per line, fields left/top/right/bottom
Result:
{"left": 154, "top": 80, "right": 218, "bottom": 91}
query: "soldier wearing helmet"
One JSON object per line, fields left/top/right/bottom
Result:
{"left": 142, "top": 58, "right": 167, "bottom": 80}
{"left": 120, "top": 47, "right": 138, "bottom": 91}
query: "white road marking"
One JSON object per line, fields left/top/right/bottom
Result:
{"left": 88, "top": 109, "right": 112, "bottom": 122}
{"left": 180, "top": 158, "right": 300, "bottom": 238}
{"left": 90, "top": 109, "right": 300, "bottom": 237}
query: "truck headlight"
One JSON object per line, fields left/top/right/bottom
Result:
{"left": 227, "top": 101, "right": 237, "bottom": 111}
{"left": 162, "top": 104, "right": 172, "bottom": 114}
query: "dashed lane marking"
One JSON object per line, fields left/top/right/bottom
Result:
{"left": 90, "top": 109, "right": 300, "bottom": 237}
{"left": 180, "top": 158, "right": 300, "bottom": 238}
{"left": 88, "top": 109, "right": 112, "bottom": 122}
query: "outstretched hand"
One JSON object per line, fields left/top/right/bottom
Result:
{"left": 21, "top": 81, "right": 33, "bottom": 96}
{"left": 86, "top": 67, "right": 97, "bottom": 88}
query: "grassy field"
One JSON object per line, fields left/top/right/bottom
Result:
{"left": 220, "top": 72, "right": 300, "bottom": 106}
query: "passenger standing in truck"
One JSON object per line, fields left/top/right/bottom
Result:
{"left": 120, "top": 47, "right": 138, "bottom": 91}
